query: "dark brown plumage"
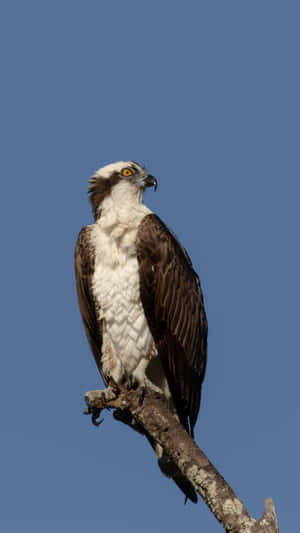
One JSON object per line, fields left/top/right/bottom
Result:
{"left": 136, "top": 214, "right": 207, "bottom": 438}
{"left": 88, "top": 172, "right": 121, "bottom": 220}
{"left": 74, "top": 226, "right": 105, "bottom": 381}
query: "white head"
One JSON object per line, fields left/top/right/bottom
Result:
{"left": 88, "top": 161, "right": 157, "bottom": 219}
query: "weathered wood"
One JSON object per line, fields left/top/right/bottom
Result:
{"left": 85, "top": 385, "right": 279, "bottom": 533}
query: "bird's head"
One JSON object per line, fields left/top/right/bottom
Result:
{"left": 88, "top": 161, "right": 157, "bottom": 219}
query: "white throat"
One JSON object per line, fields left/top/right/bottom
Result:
{"left": 110, "top": 180, "right": 143, "bottom": 208}
{"left": 96, "top": 180, "right": 151, "bottom": 231}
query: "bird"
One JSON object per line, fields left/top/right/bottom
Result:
{"left": 74, "top": 161, "right": 207, "bottom": 502}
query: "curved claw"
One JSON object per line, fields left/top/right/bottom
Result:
{"left": 92, "top": 413, "right": 104, "bottom": 427}
{"left": 85, "top": 404, "right": 104, "bottom": 427}
{"left": 91, "top": 406, "right": 104, "bottom": 426}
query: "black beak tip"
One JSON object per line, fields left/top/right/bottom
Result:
{"left": 147, "top": 175, "right": 158, "bottom": 191}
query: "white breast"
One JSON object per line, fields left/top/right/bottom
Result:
{"left": 90, "top": 196, "right": 155, "bottom": 383}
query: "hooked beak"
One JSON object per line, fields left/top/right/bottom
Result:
{"left": 145, "top": 174, "right": 158, "bottom": 191}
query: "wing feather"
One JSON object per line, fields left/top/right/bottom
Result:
{"left": 74, "top": 226, "right": 105, "bottom": 382}
{"left": 136, "top": 214, "right": 207, "bottom": 437}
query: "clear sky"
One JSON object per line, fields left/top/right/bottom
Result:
{"left": 1, "top": 1, "right": 299, "bottom": 532}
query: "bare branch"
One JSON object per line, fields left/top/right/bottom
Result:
{"left": 85, "top": 385, "right": 279, "bottom": 533}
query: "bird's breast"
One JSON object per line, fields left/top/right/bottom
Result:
{"left": 90, "top": 217, "right": 155, "bottom": 374}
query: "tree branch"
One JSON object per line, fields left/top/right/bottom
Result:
{"left": 84, "top": 385, "right": 279, "bottom": 533}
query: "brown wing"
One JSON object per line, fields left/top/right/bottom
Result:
{"left": 74, "top": 226, "right": 105, "bottom": 382}
{"left": 136, "top": 214, "right": 207, "bottom": 437}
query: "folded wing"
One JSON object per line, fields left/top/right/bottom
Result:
{"left": 74, "top": 226, "right": 104, "bottom": 381}
{"left": 136, "top": 214, "right": 208, "bottom": 437}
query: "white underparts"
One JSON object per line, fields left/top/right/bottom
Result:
{"left": 90, "top": 181, "right": 171, "bottom": 398}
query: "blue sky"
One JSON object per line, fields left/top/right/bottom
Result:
{"left": 1, "top": 1, "right": 299, "bottom": 532}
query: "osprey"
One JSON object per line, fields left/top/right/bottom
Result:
{"left": 75, "top": 161, "right": 207, "bottom": 502}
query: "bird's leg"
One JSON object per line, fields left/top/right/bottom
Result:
{"left": 125, "top": 358, "right": 151, "bottom": 401}
{"left": 125, "top": 374, "right": 139, "bottom": 391}
{"left": 122, "top": 371, "right": 146, "bottom": 404}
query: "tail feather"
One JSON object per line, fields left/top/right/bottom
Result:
{"left": 147, "top": 436, "right": 197, "bottom": 504}
{"left": 113, "top": 408, "right": 197, "bottom": 503}
{"left": 158, "top": 452, "right": 198, "bottom": 504}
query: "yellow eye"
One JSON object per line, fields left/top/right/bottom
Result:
{"left": 122, "top": 168, "right": 133, "bottom": 177}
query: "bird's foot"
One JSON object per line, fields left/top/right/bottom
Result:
{"left": 84, "top": 386, "right": 120, "bottom": 426}
{"left": 120, "top": 374, "right": 146, "bottom": 404}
